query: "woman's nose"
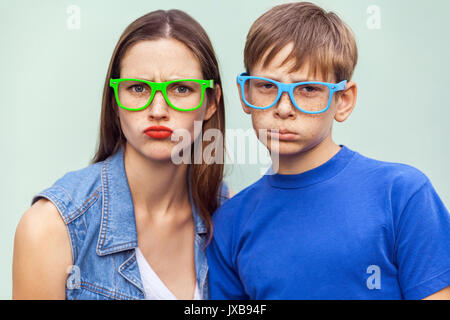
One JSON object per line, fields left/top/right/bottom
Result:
{"left": 147, "top": 91, "right": 170, "bottom": 120}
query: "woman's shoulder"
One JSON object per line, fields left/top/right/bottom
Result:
{"left": 17, "top": 198, "right": 68, "bottom": 245}
{"left": 30, "top": 161, "right": 105, "bottom": 223}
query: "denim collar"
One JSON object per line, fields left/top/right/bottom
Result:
{"left": 96, "top": 146, "right": 206, "bottom": 256}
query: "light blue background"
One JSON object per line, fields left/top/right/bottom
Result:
{"left": 1, "top": 0, "right": 449, "bottom": 299}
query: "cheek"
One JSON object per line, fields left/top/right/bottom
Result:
{"left": 301, "top": 110, "right": 336, "bottom": 142}
{"left": 118, "top": 109, "right": 137, "bottom": 136}
{"left": 190, "top": 103, "right": 208, "bottom": 137}
{"left": 172, "top": 108, "right": 206, "bottom": 145}
{"left": 250, "top": 109, "right": 269, "bottom": 129}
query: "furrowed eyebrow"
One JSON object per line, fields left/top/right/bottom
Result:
{"left": 119, "top": 77, "right": 152, "bottom": 81}
{"left": 120, "top": 76, "right": 200, "bottom": 82}
{"left": 290, "top": 79, "right": 310, "bottom": 83}
{"left": 255, "top": 75, "right": 310, "bottom": 83}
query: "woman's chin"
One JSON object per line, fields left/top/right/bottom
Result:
{"left": 140, "top": 146, "right": 177, "bottom": 163}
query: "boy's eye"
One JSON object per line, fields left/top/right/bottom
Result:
{"left": 295, "top": 84, "right": 325, "bottom": 94}
{"left": 255, "top": 81, "right": 277, "bottom": 90}
{"left": 303, "top": 86, "right": 317, "bottom": 92}
{"left": 262, "top": 83, "right": 274, "bottom": 89}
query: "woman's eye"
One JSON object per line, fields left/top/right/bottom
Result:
{"left": 131, "top": 84, "right": 145, "bottom": 93}
{"left": 303, "top": 86, "right": 316, "bottom": 92}
{"left": 175, "top": 86, "right": 190, "bottom": 93}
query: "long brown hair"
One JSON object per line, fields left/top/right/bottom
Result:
{"left": 91, "top": 10, "right": 226, "bottom": 239}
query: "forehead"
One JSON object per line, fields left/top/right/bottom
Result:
{"left": 251, "top": 42, "right": 332, "bottom": 83}
{"left": 120, "top": 38, "right": 203, "bottom": 80}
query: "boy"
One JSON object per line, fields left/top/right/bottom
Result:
{"left": 207, "top": 2, "right": 450, "bottom": 299}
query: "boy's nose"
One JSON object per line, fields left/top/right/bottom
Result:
{"left": 147, "top": 91, "right": 170, "bottom": 120}
{"left": 274, "top": 92, "right": 296, "bottom": 119}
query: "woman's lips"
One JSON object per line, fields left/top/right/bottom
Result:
{"left": 144, "top": 125, "right": 173, "bottom": 139}
{"left": 267, "top": 129, "right": 298, "bottom": 141}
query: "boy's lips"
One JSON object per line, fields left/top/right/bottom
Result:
{"left": 267, "top": 128, "right": 298, "bottom": 141}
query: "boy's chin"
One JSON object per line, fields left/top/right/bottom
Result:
{"left": 263, "top": 140, "right": 308, "bottom": 157}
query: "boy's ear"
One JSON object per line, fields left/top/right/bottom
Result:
{"left": 237, "top": 82, "right": 252, "bottom": 115}
{"left": 204, "top": 84, "right": 221, "bottom": 121}
{"left": 334, "top": 81, "right": 357, "bottom": 122}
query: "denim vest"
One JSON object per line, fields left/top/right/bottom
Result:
{"left": 31, "top": 146, "right": 229, "bottom": 300}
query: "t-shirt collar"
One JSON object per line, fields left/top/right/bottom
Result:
{"left": 266, "top": 145, "right": 356, "bottom": 189}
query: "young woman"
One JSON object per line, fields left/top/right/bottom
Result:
{"left": 13, "top": 9, "right": 229, "bottom": 300}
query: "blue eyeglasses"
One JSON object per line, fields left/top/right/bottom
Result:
{"left": 237, "top": 72, "right": 347, "bottom": 114}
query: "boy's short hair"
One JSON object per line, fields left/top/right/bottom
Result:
{"left": 244, "top": 2, "right": 358, "bottom": 83}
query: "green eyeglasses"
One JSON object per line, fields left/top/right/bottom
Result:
{"left": 110, "top": 78, "right": 214, "bottom": 111}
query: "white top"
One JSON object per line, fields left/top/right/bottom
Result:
{"left": 135, "top": 247, "right": 202, "bottom": 300}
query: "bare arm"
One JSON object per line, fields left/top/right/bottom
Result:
{"left": 423, "top": 286, "right": 450, "bottom": 300}
{"left": 13, "top": 198, "right": 73, "bottom": 299}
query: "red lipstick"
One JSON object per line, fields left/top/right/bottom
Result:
{"left": 144, "top": 125, "right": 173, "bottom": 139}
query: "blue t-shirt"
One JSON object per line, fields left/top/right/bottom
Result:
{"left": 207, "top": 145, "right": 450, "bottom": 299}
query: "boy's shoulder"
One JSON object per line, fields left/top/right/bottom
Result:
{"left": 348, "top": 148, "right": 438, "bottom": 216}
{"left": 351, "top": 149, "right": 430, "bottom": 190}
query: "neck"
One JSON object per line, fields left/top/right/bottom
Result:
{"left": 271, "top": 134, "right": 341, "bottom": 175}
{"left": 123, "top": 142, "right": 190, "bottom": 219}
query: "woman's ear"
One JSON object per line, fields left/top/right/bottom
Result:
{"left": 237, "top": 82, "right": 252, "bottom": 115}
{"left": 204, "top": 84, "right": 221, "bottom": 121}
{"left": 334, "top": 81, "right": 357, "bottom": 122}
